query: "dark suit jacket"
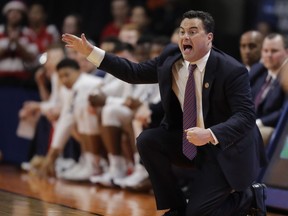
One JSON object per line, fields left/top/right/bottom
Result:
{"left": 250, "top": 62, "right": 286, "bottom": 127}
{"left": 99, "top": 43, "right": 267, "bottom": 191}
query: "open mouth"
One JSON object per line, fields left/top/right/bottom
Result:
{"left": 183, "top": 45, "right": 192, "bottom": 54}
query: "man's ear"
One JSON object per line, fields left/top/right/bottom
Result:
{"left": 208, "top": 32, "right": 213, "bottom": 42}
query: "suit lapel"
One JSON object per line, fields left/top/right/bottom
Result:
{"left": 202, "top": 49, "right": 217, "bottom": 120}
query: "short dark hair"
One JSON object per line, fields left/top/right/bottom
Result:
{"left": 113, "top": 42, "right": 134, "bottom": 53}
{"left": 181, "top": 10, "right": 215, "bottom": 34}
{"left": 56, "top": 58, "right": 80, "bottom": 71}
{"left": 266, "top": 33, "right": 288, "bottom": 49}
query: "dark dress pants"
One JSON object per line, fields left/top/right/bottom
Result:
{"left": 137, "top": 126, "right": 252, "bottom": 216}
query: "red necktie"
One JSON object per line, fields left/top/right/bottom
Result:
{"left": 183, "top": 64, "right": 197, "bottom": 160}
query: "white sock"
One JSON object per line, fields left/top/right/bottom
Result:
{"left": 108, "top": 154, "right": 127, "bottom": 178}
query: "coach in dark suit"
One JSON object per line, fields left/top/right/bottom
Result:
{"left": 62, "top": 10, "right": 267, "bottom": 216}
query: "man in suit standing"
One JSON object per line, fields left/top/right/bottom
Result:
{"left": 62, "top": 10, "right": 267, "bottom": 216}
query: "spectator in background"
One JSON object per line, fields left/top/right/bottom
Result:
{"left": 100, "top": 0, "right": 131, "bottom": 42}
{"left": 239, "top": 30, "right": 264, "bottom": 71}
{"left": 118, "top": 23, "right": 141, "bottom": 47}
{"left": 61, "top": 13, "right": 83, "bottom": 37}
{"left": 250, "top": 33, "right": 288, "bottom": 146}
{"left": 130, "top": 4, "right": 152, "bottom": 36}
{"left": 27, "top": 3, "right": 60, "bottom": 54}
{"left": 0, "top": 0, "right": 38, "bottom": 80}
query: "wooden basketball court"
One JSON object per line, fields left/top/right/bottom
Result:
{"left": 0, "top": 164, "right": 165, "bottom": 216}
{"left": 0, "top": 164, "right": 285, "bottom": 216}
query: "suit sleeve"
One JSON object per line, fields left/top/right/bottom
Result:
{"left": 209, "top": 65, "right": 256, "bottom": 150}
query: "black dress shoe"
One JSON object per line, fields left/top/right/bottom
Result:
{"left": 249, "top": 183, "right": 267, "bottom": 216}
{"left": 162, "top": 209, "right": 185, "bottom": 216}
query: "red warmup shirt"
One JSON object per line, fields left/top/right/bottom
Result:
{"left": 0, "top": 25, "right": 39, "bottom": 79}
{"left": 29, "top": 24, "right": 60, "bottom": 53}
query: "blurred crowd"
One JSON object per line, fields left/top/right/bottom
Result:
{"left": 0, "top": 0, "right": 288, "bottom": 195}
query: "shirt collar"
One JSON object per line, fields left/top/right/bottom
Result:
{"left": 267, "top": 71, "right": 277, "bottom": 80}
{"left": 184, "top": 50, "right": 211, "bottom": 73}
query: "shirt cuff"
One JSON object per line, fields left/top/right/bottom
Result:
{"left": 256, "top": 119, "right": 263, "bottom": 127}
{"left": 87, "top": 47, "right": 105, "bottom": 67}
{"left": 208, "top": 128, "right": 219, "bottom": 145}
